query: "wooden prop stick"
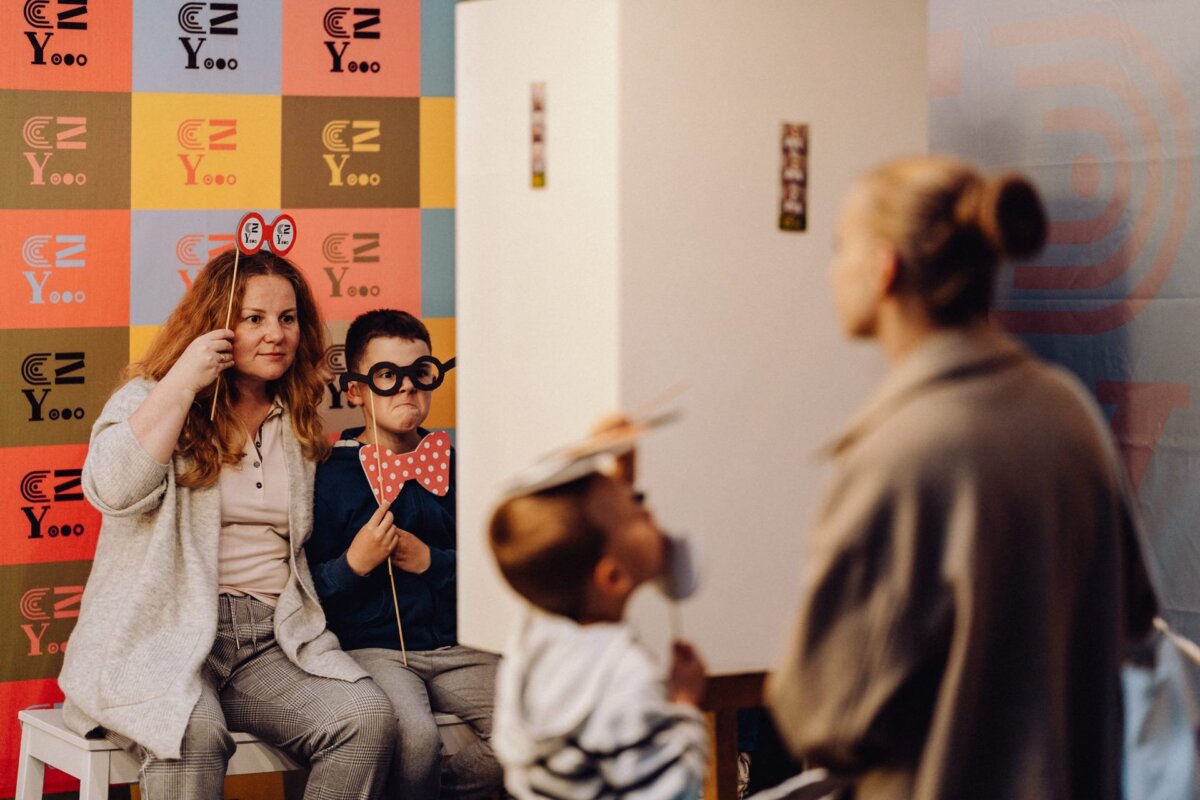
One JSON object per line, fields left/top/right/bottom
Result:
{"left": 669, "top": 601, "right": 684, "bottom": 643}
{"left": 209, "top": 245, "right": 241, "bottom": 421}
{"left": 371, "top": 392, "right": 409, "bottom": 667}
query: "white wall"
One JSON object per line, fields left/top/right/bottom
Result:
{"left": 617, "top": 0, "right": 927, "bottom": 671}
{"left": 455, "top": 0, "right": 621, "bottom": 650}
{"left": 457, "top": 0, "right": 928, "bottom": 669}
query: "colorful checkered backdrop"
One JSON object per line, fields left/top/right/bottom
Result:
{"left": 0, "top": 1, "right": 456, "bottom": 795}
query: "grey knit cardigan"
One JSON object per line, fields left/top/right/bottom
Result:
{"left": 59, "top": 378, "right": 368, "bottom": 759}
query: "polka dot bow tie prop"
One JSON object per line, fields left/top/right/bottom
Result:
{"left": 359, "top": 431, "right": 452, "bottom": 500}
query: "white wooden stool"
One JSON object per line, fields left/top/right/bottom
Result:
{"left": 16, "top": 707, "right": 475, "bottom": 800}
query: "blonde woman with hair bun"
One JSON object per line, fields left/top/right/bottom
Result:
{"left": 767, "top": 155, "right": 1155, "bottom": 800}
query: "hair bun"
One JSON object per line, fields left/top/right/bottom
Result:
{"left": 980, "top": 174, "right": 1047, "bottom": 260}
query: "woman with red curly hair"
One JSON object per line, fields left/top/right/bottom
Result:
{"left": 59, "top": 249, "right": 395, "bottom": 800}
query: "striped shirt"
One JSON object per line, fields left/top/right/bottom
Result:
{"left": 495, "top": 611, "right": 708, "bottom": 800}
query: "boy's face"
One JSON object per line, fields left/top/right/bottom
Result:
{"left": 585, "top": 475, "right": 666, "bottom": 588}
{"left": 347, "top": 336, "right": 433, "bottom": 436}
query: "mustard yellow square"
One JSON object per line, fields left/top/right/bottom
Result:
{"left": 129, "top": 325, "right": 160, "bottom": 364}
{"left": 424, "top": 316, "right": 457, "bottom": 429}
{"left": 132, "top": 93, "right": 281, "bottom": 209}
{"left": 420, "top": 98, "right": 455, "bottom": 208}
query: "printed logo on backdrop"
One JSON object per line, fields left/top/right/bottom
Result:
{"left": 324, "top": 341, "right": 350, "bottom": 411}
{"left": 0, "top": 209, "right": 131, "bottom": 328}
{"left": 130, "top": 94, "right": 280, "bottom": 209}
{"left": 0, "top": 328, "right": 128, "bottom": 447}
{"left": 318, "top": 320, "right": 360, "bottom": 434}
{"left": 323, "top": 231, "right": 381, "bottom": 297}
{"left": 177, "top": 117, "right": 239, "bottom": 187}
{"left": 929, "top": 15, "right": 1192, "bottom": 335}
{"left": 177, "top": 231, "right": 235, "bottom": 287}
{"left": 279, "top": 0, "right": 417, "bottom": 97}
{"left": 0, "top": 90, "right": 131, "bottom": 210}
{"left": 322, "top": 119, "right": 381, "bottom": 188}
{"left": 22, "top": 114, "right": 87, "bottom": 188}
{"left": 23, "top": 233, "right": 86, "bottom": 306}
{"left": 20, "top": 351, "right": 87, "bottom": 427}
{"left": 178, "top": 1, "right": 239, "bottom": 70}
{"left": 0, "top": 561, "right": 91, "bottom": 681}
{"left": 20, "top": 468, "right": 85, "bottom": 542}
{"left": 129, "top": 210, "right": 261, "bottom": 325}
{"left": 281, "top": 97, "right": 418, "bottom": 208}
{"left": 324, "top": 7, "right": 381, "bottom": 74}
{"left": 132, "top": 0, "right": 280, "bottom": 93}
{"left": 1, "top": 0, "right": 131, "bottom": 92}
{"left": 280, "top": 207, "right": 422, "bottom": 323}
{"left": 0, "top": 445, "right": 99, "bottom": 566}
{"left": 23, "top": 0, "right": 89, "bottom": 68}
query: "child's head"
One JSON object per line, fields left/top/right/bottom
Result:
{"left": 342, "top": 309, "right": 449, "bottom": 436}
{"left": 489, "top": 472, "right": 665, "bottom": 622}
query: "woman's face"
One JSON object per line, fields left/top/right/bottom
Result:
{"left": 830, "top": 186, "right": 888, "bottom": 339}
{"left": 231, "top": 274, "right": 301, "bottom": 384}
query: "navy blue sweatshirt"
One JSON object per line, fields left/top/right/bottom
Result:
{"left": 307, "top": 427, "right": 457, "bottom": 652}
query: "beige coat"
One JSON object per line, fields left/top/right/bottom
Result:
{"left": 767, "top": 330, "right": 1146, "bottom": 800}
{"left": 59, "top": 379, "right": 367, "bottom": 759}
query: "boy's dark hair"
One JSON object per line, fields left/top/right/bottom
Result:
{"left": 344, "top": 309, "right": 432, "bottom": 372}
{"left": 488, "top": 473, "right": 608, "bottom": 620}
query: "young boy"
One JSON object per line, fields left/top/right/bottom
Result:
{"left": 306, "top": 309, "right": 502, "bottom": 799}
{"left": 488, "top": 466, "right": 710, "bottom": 800}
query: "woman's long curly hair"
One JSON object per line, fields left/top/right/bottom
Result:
{"left": 125, "top": 248, "right": 331, "bottom": 487}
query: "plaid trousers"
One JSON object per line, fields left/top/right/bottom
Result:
{"left": 109, "top": 593, "right": 396, "bottom": 800}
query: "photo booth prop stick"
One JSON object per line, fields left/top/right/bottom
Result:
{"left": 209, "top": 213, "right": 297, "bottom": 419}
{"left": 367, "top": 393, "right": 410, "bottom": 662}
{"left": 367, "top": 395, "right": 410, "bottom": 671}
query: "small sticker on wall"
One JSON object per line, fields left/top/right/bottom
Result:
{"left": 779, "top": 123, "right": 808, "bottom": 231}
{"left": 531, "top": 82, "right": 546, "bottom": 189}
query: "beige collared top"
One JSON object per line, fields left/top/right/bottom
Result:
{"left": 217, "top": 402, "right": 290, "bottom": 606}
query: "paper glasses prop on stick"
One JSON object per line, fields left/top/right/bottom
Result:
{"left": 347, "top": 358, "right": 457, "bottom": 666}
{"left": 209, "top": 213, "right": 298, "bottom": 419}
{"left": 338, "top": 356, "right": 457, "bottom": 396}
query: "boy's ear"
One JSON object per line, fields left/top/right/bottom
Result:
{"left": 593, "top": 554, "right": 634, "bottom": 599}
{"left": 344, "top": 379, "right": 364, "bottom": 409}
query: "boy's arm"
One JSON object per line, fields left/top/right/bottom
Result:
{"left": 390, "top": 503, "right": 457, "bottom": 591}
{"left": 307, "top": 487, "right": 399, "bottom": 600}
{"left": 307, "top": 488, "right": 363, "bottom": 601}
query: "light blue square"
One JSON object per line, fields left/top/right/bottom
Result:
{"left": 133, "top": 0, "right": 282, "bottom": 94}
{"left": 421, "top": 209, "right": 454, "bottom": 317}
{"left": 130, "top": 208, "right": 277, "bottom": 326}
{"left": 421, "top": 0, "right": 455, "bottom": 97}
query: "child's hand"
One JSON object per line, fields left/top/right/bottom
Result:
{"left": 346, "top": 502, "right": 399, "bottom": 576}
{"left": 391, "top": 529, "right": 432, "bottom": 574}
{"left": 667, "top": 641, "right": 707, "bottom": 707}
{"left": 590, "top": 413, "right": 636, "bottom": 484}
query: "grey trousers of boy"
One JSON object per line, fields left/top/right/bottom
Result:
{"left": 108, "top": 594, "right": 397, "bottom": 800}
{"left": 351, "top": 645, "right": 503, "bottom": 799}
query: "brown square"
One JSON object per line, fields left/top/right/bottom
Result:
{"left": 281, "top": 96, "right": 419, "bottom": 208}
